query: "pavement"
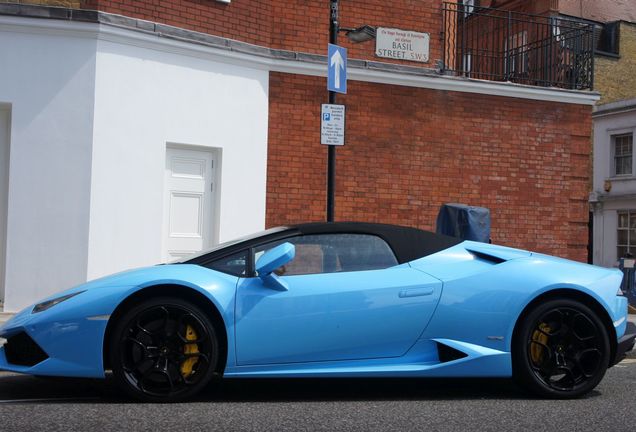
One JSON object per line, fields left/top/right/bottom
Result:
{"left": 1, "top": 364, "right": 636, "bottom": 431}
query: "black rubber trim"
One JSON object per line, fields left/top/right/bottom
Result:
{"left": 611, "top": 321, "right": 636, "bottom": 366}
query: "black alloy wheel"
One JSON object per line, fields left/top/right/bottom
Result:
{"left": 110, "top": 297, "right": 219, "bottom": 402}
{"left": 513, "top": 298, "right": 610, "bottom": 399}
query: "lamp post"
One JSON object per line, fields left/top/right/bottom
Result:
{"left": 327, "top": 0, "right": 338, "bottom": 222}
{"left": 326, "top": 1, "right": 375, "bottom": 222}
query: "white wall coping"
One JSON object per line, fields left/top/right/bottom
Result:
{"left": 593, "top": 98, "right": 636, "bottom": 117}
{"left": 0, "top": 13, "right": 600, "bottom": 106}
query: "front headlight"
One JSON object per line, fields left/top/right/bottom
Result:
{"left": 32, "top": 291, "right": 85, "bottom": 314}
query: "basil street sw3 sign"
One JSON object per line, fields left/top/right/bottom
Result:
{"left": 375, "top": 28, "right": 430, "bottom": 63}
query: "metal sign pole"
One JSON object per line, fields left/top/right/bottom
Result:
{"left": 327, "top": 0, "right": 338, "bottom": 222}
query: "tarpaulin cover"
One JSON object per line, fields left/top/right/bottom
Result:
{"left": 436, "top": 203, "right": 491, "bottom": 243}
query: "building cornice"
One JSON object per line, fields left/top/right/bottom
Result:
{"left": 0, "top": 6, "right": 600, "bottom": 105}
{"left": 593, "top": 98, "right": 636, "bottom": 118}
{"left": 590, "top": 191, "right": 636, "bottom": 203}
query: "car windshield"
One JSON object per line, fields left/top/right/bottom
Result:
{"left": 171, "top": 226, "right": 290, "bottom": 263}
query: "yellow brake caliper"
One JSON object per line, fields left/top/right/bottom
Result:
{"left": 531, "top": 323, "right": 550, "bottom": 364}
{"left": 180, "top": 325, "right": 200, "bottom": 378}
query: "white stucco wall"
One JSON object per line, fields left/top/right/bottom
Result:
{"left": 0, "top": 18, "right": 269, "bottom": 311}
{"left": 591, "top": 102, "right": 636, "bottom": 267}
{"left": 0, "top": 24, "right": 96, "bottom": 311}
{"left": 87, "top": 38, "right": 269, "bottom": 279}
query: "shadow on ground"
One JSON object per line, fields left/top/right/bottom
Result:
{"left": 0, "top": 373, "right": 544, "bottom": 403}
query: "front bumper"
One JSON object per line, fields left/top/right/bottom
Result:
{"left": 0, "top": 307, "right": 109, "bottom": 378}
{"left": 612, "top": 321, "right": 636, "bottom": 366}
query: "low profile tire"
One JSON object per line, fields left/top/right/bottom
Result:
{"left": 109, "top": 297, "right": 219, "bottom": 402}
{"left": 513, "top": 298, "right": 610, "bottom": 399}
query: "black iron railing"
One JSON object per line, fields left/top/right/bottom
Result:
{"left": 442, "top": 2, "right": 595, "bottom": 90}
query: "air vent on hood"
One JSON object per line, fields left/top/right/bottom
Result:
{"left": 466, "top": 249, "right": 506, "bottom": 264}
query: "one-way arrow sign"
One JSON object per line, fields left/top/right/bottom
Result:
{"left": 327, "top": 43, "right": 347, "bottom": 94}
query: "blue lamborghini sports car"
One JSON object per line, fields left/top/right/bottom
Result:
{"left": 0, "top": 223, "right": 634, "bottom": 401}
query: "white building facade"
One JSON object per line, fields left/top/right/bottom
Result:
{"left": 0, "top": 16, "right": 269, "bottom": 311}
{"left": 590, "top": 98, "right": 636, "bottom": 267}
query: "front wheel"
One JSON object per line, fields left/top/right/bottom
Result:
{"left": 109, "top": 297, "right": 219, "bottom": 402}
{"left": 513, "top": 298, "right": 610, "bottom": 398}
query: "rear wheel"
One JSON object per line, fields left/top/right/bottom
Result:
{"left": 109, "top": 297, "right": 219, "bottom": 402}
{"left": 513, "top": 298, "right": 610, "bottom": 398}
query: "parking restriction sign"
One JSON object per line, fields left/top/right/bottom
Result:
{"left": 320, "top": 104, "right": 345, "bottom": 145}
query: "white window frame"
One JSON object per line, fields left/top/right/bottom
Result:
{"left": 617, "top": 210, "right": 636, "bottom": 258}
{"left": 610, "top": 129, "right": 635, "bottom": 178}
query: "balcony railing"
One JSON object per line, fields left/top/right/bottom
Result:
{"left": 442, "top": 2, "right": 595, "bottom": 90}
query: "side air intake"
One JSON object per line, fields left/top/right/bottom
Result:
{"left": 4, "top": 331, "right": 49, "bottom": 366}
{"left": 436, "top": 342, "right": 469, "bottom": 363}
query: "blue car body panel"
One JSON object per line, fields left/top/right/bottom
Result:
{"left": 234, "top": 265, "right": 442, "bottom": 365}
{"left": 0, "top": 265, "right": 239, "bottom": 378}
{"left": 0, "top": 236, "right": 629, "bottom": 380}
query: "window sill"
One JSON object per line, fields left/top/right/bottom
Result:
{"left": 608, "top": 176, "right": 636, "bottom": 182}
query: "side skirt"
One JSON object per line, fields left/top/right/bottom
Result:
{"left": 224, "top": 339, "right": 512, "bottom": 379}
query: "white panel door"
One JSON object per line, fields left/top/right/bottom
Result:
{"left": 163, "top": 147, "right": 215, "bottom": 262}
{"left": 0, "top": 108, "right": 9, "bottom": 301}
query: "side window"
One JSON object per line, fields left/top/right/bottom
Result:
{"left": 253, "top": 234, "right": 398, "bottom": 276}
{"left": 206, "top": 250, "right": 248, "bottom": 276}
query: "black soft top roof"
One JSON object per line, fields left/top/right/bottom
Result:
{"left": 184, "top": 222, "right": 461, "bottom": 266}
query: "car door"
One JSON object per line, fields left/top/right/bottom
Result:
{"left": 234, "top": 233, "right": 443, "bottom": 366}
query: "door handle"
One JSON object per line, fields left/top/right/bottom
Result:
{"left": 399, "top": 287, "right": 435, "bottom": 298}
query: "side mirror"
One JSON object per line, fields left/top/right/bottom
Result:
{"left": 255, "top": 242, "right": 295, "bottom": 291}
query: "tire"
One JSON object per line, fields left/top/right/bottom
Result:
{"left": 512, "top": 298, "right": 610, "bottom": 399}
{"left": 109, "top": 297, "right": 220, "bottom": 402}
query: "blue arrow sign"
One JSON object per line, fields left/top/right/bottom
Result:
{"left": 327, "top": 43, "right": 347, "bottom": 94}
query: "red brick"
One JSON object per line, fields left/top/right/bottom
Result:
{"left": 266, "top": 73, "right": 592, "bottom": 262}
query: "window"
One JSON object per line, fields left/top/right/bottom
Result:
{"left": 462, "top": 0, "right": 476, "bottom": 17}
{"left": 505, "top": 30, "right": 528, "bottom": 76}
{"left": 613, "top": 133, "right": 633, "bottom": 176}
{"left": 207, "top": 250, "right": 248, "bottom": 276}
{"left": 254, "top": 234, "right": 398, "bottom": 277}
{"left": 617, "top": 211, "right": 636, "bottom": 258}
{"left": 462, "top": 51, "right": 472, "bottom": 77}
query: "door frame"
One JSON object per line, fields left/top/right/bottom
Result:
{"left": 163, "top": 143, "right": 222, "bottom": 261}
{"left": 0, "top": 104, "right": 11, "bottom": 303}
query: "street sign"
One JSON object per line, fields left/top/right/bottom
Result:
{"left": 327, "top": 44, "right": 347, "bottom": 94}
{"left": 321, "top": 104, "right": 345, "bottom": 145}
{"left": 376, "top": 28, "right": 430, "bottom": 63}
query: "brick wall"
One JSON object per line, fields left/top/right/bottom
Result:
{"left": 559, "top": 0, "right": 636, "bottom": 23}
{"left": 267, "top": 72, "right": 592, "bottom": 261}
{"left": 78, "top": 0, "right": 274, "bottom": 45}
{"left": 2, "top": 0, "right": 446, "bottom": 67}
{"left": 270, "top": 0, "right": 443, "bottom": 67}
{"left": 595, "top": 22, "right": 636, "bottom": 104}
